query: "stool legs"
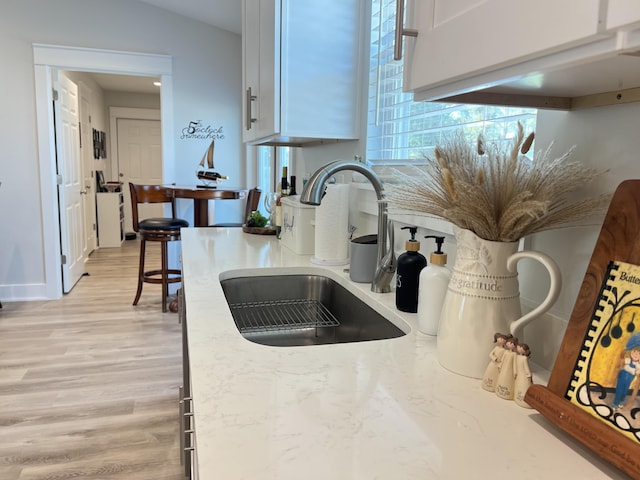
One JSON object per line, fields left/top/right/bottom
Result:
{"left": 161, "top": 241, "right": 169, "bottom": 312}
{"left": 133, "top": 239, "right": 146, "bottom": 308}
{"left": 133, "top": 236, "right": 182, "bottom": 313}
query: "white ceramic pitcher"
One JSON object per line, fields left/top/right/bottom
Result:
{"left": 437, "top": 227, "right": 561, "bottom": 379}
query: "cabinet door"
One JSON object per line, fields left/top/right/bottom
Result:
{"left": 242, "top": 0, "right": 260, "bottom": 142}
{"left": 404, "top": 0, "right": 604, "bottom": 95}
{"left": 242, "top": 0, "right": 278, "bottom": 142}
{"left": 607, "top": 0, "right": 640, "bottom": 30}
{"left": 279, "top": 0, "right": 361, "bottom": 140}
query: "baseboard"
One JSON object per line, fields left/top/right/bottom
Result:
{"left": 0, "top": 283, "right": 57, "bottom": 302}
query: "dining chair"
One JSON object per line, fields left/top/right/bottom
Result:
{"left": 129, "top": 183, "right": 189, "bottom": 312}
{"left": 211, "top": 186, "right": 261, "bottom": 227}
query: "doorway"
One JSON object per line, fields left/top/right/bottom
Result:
{"left": 33, "top": 44, "right": 174, "bottom": 300}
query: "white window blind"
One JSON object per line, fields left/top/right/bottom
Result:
{"left": 367, "top": 0, "right": 537, "bottom": 164}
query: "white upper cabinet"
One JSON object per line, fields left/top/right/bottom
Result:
{"left": 400, "top": 0, "right": 640, "bottom": 109}
{"left": 242, "top": 0, "right": 364, "bottom": 145}
{"left": 403, "top": 0, "right": 604, "bottom": 93}
{"left": 607, "top": 0, "right": 640, "bottom": 30}
{"left": 243, "top": 0, "right": 277, "bottom": 143}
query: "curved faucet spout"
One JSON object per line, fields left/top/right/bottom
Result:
{"left": 300, "top": 160, "right": 395, "bottom": 293}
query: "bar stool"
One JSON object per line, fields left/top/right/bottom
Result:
{"left": 129, "top": 183, "right": 189, "bottom": 312}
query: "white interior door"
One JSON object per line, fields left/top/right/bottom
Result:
{"left": 79, "top": 86, "right": 97, "bottom": 257}
{"left": 116, "top": 118, "right": 163, "bottom": 233}
{"left": 54, "top": 71, "right": 85, "bottom": 293}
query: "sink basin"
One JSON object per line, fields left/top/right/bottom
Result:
{"left": 220, "top": 274, "right": 407, "bottom": 346}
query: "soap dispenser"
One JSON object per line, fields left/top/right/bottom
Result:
{"left": 395, "top": 226, "right": 427, "bottom": 313}
{"left": 417, "top": 236, "right": 452, "bottom": 335}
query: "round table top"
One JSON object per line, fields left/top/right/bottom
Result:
{"left": 164, "top": 185, "right": 245, "bottom": 200}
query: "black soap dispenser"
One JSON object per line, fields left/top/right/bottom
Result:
{"left": 395, "top": 226, "right": 427, "bottom": 313}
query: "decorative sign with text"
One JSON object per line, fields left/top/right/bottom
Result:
{"left": 180, "top": 120, "right": 225, "bottom": 141}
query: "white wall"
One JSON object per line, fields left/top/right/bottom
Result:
{"left": 516, "top": 104, "right": 640, "bottom": 369}
{"left": 0, "top": 0, "right": 241, "bottom": 301}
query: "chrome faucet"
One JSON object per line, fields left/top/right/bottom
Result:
{"left": 300, "top": 160, "right": 396, "bottom": 293}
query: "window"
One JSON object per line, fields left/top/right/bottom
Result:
{"left": 367, "top": 0, "right": 537, "bottom": 164}
{"left": 256, "top": 146, "right": 290, "bottom": 194}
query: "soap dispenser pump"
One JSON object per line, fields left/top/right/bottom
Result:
{"left": 395, "top": 226, "right": 427, "bottom": 313}
{"left": 417, "top": 235, "right": 452, "bottom": 335}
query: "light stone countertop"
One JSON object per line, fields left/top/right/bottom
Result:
{"left": 181, "top": 227, "right": 624, "bottom": 479}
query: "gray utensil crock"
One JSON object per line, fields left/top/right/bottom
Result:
{"left": 349, "top": 234, "right": 378, "bottom": 283}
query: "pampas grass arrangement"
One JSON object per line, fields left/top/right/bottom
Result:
{"left": 383, "top": 123, "right": 610, "bottom": 242}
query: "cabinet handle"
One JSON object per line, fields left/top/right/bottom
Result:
{"left": 184, "top": 427, "right": 195, "bottom": 479}
{"left": 179, "top": 386, "right": 185, "bottom": 465}
{"left": 245, "top": 87, "right": 257, "bottom": 130}
{"left": 393, "top": 0, "right": 418, "bottom": 61}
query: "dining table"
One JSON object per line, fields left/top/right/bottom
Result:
{"left": 165, "top": 184, "right": 246, "bottom": 227}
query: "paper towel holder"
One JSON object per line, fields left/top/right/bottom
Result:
{"left": 300, "top": 160, "right": 397, "bottom": 293}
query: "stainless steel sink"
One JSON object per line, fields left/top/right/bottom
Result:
{"left": 221, "top": 274, "right": 407, "bottom": 346}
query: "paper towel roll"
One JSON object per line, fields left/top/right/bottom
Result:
{"left": 311, "top": 183, "right": 350, "bottom": 265}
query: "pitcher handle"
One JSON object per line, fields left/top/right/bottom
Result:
{"left": 506, "top": 251, "right": 562, "bottom": 338}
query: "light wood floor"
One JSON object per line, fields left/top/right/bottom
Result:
{"left": 0, "top": 240, "right": 185, "bottom": 480}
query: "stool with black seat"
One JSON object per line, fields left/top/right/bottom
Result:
{"left": 129, "top": 183, "right": 189, "bottom": 312}
{"left": 210, "top": 186, "right": 261, "bottom": 227}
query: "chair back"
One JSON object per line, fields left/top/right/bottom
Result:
{"left": 129, "top": 183, "right": 177, "bottom": 232}
{"left": 242, "top": 187, "right": 262, "bottom": 223}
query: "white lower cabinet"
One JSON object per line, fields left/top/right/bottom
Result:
{"left": 178, "top": 288, "right": 196, "bottom": 479}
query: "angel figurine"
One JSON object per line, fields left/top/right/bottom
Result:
{"left": 481, "top": 332, "right": 512, "bottom": 392}
{"left": 514, "top": 343, "right": 533, "bottom": 408}
{"left": 495, "top": 336, "right": 518, "bottom": 400}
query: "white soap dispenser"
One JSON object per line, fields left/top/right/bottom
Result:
{"left": 417, "top": 235, "right": 451, "bottom": 335}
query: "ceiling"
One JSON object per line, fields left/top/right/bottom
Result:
{"left": 86, "top": 73, "right": 163, "bottom": 94}
{"left": 86, "top": 0, "right": 241, "bottom": 94}
{"left": 138, "top": 0, "right": 241, "bottom": 34}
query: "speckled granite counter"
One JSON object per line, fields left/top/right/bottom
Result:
{"left": 181, "top": 228, "right": 623, "bottom": 479}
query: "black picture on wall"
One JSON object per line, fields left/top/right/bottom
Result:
{"left": 93, "top": 128, "right": 107, "bottom": 159}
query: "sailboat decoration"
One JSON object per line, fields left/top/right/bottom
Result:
{"left": 196, "top": 140, "right": 228, "bottom": 188}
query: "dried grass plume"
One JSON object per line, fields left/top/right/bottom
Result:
{"left": 383, "top": 123, "right": 610, "bottom": 242}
